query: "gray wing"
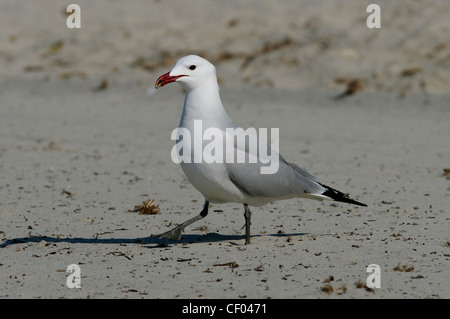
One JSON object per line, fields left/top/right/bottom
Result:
{"left": 227, "top": 158, "right": 325, "bottom": 200}
{"left": 224, "top": 130, "right": 325, "bottom": 199}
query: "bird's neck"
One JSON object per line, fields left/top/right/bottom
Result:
{"left": 181, "top": 80, "right": 234, "bottom": 128}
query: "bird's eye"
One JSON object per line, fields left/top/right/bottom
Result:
{"left": 189, "top": 65, "right": 196, "bottom": 70}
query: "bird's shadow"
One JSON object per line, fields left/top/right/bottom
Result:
{"left": 0, "top": 232, "right": 308, "bottom": 249}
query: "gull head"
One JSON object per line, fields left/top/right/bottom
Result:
{"left": 155, "top": 55, "right": 216, "bottom": 91}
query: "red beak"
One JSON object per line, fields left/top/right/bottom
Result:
{"left": 155, "top": 72, "right": 186, "bottom": 89}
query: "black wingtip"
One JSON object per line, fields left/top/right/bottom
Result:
{"left": 320, "top": 183, "right": 367, "bottom": 207}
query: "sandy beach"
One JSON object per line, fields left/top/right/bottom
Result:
{"left": 0, "top": 0, "right": 449, "bottom": 299}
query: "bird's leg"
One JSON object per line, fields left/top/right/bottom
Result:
{"left": 243, "top": 204, "right": 252, "bottom": 245}
{"left": 155, "top": 200, "right": 209, "bottom": 241}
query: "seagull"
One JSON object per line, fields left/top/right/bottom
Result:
{"left": 154, "top": 55, "right": 366, "bottom": 244}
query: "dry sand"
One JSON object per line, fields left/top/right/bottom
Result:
{"left": 0, "top": 0, "right": 449, "bottom": 299}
